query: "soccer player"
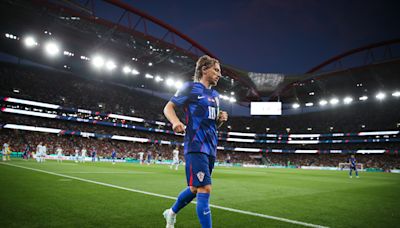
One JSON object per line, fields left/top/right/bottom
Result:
{"left": 162, "top": 55, "right": 228, "bottom": 228}
{"left": 170, "top": 145, "right": 180, "bottom": 170}
{"left": 23, "top": 144, "right": 30, "bottom": 160}
{"left": 56, "top": 145, "right": 63, "bottom": 163}
{"left": 146, "top": 150, "right": 152, "bottom": 165}
{"left": 111, "top": 148, "right": 117, "bottom": 165}
{"left": 36, "top": 142, "right": 43, "bottom": 163}
{"left": 74, "top": 147, "right": 80, "bottom": 163}
{"left": 81, "top": 147, "right": 87, "bottom": 163}
{"left": 2, "top": 141, "right": 10, "bottom": 161}
{"left": 91, "top": 147, "right": 97, "bottom": 162}
{"left": 226, "top": 154, "right": 231, "bottom": 164}
{"left": 138, "top": 151, "right": 144, "bottom": 165}
{"left": 349, "top": 154, "right": 359, "bottom": 178}
{"left": 42, "top": 143, "right": 47, "bottom": 162}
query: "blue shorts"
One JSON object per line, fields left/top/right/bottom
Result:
{"left": 185, "top": 153, "right": 215, "bottom": 187}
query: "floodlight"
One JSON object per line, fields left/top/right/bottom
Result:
{"left": 24, "top": 36, "right": 37, "bottom": 47}
{"left": 392, "top": 91, "right": 400, "bottom": 97}
{"left": 292, "top": 103, "right": 300, "bottom": 109}
{"left": 319, "top": 100, "right": 328, "bottom": 106}
{"left": 330, "top": 98, "right": 339, "bottom": 105}
{"left": 92, "top": 56, "right": 104, "bottom": 68}
{"left": 131, "top": 69, "right": 140, "bottom": 75}
{"left": 343, "top": 97, "right": 353, "bottom": 104}
{"left": 375, "top": 92, "right": 386, "bottom": 100}
{"left": 166, "top": 78, "right": 174, "bottom": 86}
{"left": 44, "top": 42, "right": 60, "bottom": 56}
{"left": 155, "top": 75, "right": 164, "bottom": 82}
{"left": 123, "top": 66, "right": 131, "bottom": 74}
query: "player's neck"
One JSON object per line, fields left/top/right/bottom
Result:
{"left": 199, "top": 79, "right": 212, "bottom": 89}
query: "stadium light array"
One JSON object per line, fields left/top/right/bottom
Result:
{"left": 80, "top": 56, "right": 90, "bottom": 61}
{"left": 44, "top": 41, "right": 60, "bottom": 56}
{"left": 63, "top": 51, "right": 74, "bottom": 57}
{"left": 231, "top": 91, "right": 235, "bottom": 95}
{"left": 23, "top": 36, "right": 38, "bottom": 48}
{"left": 145, "top": 73, "right": 154, "bottom": 79}
{"left": 292, "top": 103, "right": 300, "bottom": 109}
{"left": 5, "top": 33, "right": 18, "bottom": 40}
{"left": 375, "top": 92, "right": 386, "bottom": 100}
{"left": 330, "top": 98, "right": 339, "bottom": 105}
{"left": 148, "top": 62, "right": 153, "bottom": 66}
{"left": 319, "top": 100, "right": 328, "bottom": 106}
{"left": 359, "top": 96, "right": 368, "bottom": 101}
{"left": 392, "top": 91, "right": 400, "bottom": 97}
{"left": 229, "top": 97, "right": 237, "bottom": 103}
{"left": 343, "top": 97, "right": 353, "bottom": 104}
{"left": 305, "top": 102, "right": 313, "bottom": 107}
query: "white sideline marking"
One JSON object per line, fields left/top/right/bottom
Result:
{"left": 60, "top": 171, "right": 152, "bottom": 174}
{"left": 1, "top": 163, "right": 329, "bottom": 228}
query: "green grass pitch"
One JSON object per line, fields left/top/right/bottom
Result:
{"left": 0, "top": 159, "right": 399, "bottom": 228}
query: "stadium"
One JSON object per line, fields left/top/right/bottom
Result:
{"left": 0, "top": 1, "right": 399, "bottom": 227}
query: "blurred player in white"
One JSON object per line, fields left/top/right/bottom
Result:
{"left": 2, "top": 141, "right": 10, "bottom": 161}
{"left": 74, "top": 147, "right": 80, "bottom": 163}
{"left": 170, "top": 145, "right": 180, "bottom": 170}
{"left": 81, "top": 147, "right": 87, "bottom": 163}
{"left": 138, "top": 152, "right": 144, "bottom": 165}
{"left": 36, "top": 142, "right": 42, "bottom": 162}
{"left": 56, "top": 145, "right": 63, "bottom": 163}
{"left": 36, "top": 142, "right": 46, "bottom": 163}
{"left": 42, "top": 144, "right": 47, "bottom": 162}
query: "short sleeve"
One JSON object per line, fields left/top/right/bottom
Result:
{"left": 170, "top": 82, "right": 193, "bottom": 107}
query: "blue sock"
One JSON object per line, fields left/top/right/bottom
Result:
{"left": 171, "top": 187, "right": 196, "bottom": 214}
{"left": 349, "top": 169, "right": 352, "bottom": 176}
{"left": 196, "top": 193, "right": 211, "bottom": 228}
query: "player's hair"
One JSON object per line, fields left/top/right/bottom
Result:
{"left": 193, "top": 55, "right": 219, "bottom": 82}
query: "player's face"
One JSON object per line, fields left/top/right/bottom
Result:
{"left": 203, "top": 63, "right": 221, "bottom": 87}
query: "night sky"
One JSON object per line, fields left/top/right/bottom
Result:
{"left": 113, "top": 0, "right": 400, "bottom": 74}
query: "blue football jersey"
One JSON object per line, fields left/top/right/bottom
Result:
{"left": 170, "top": 82, "right": 220, "bottom": 157}
{"left": 349, "top": 157, "right": 356, "bottom": 166}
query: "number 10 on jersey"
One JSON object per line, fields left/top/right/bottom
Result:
{"left": 208, "top": 106, "right": 216, "bottom": 120}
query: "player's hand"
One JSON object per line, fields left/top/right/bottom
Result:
{"left": 218, "top": 111, "right": 228, "bottom": 122}
{"left": 172, "top": 121, "right": 186, "bottom": 134}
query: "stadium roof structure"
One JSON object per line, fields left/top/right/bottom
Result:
{"left": 266, "top": 39, "right": 400, "bottom": 104}
{"left": 1, "top": 0, "right": 399, "bottom": 107}
{"left": 0, "top": 0, "right": 260, "bottom": 102}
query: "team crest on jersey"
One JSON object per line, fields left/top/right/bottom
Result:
{"left": 197, "top": 171, "right": 205, "bottom": 182}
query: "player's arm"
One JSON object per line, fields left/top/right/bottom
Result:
{"left": 217, "top": 110, "right": 228, "bottom": 128}
{"left": 163, "top": 101, "right": 185, "bottom": 133}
